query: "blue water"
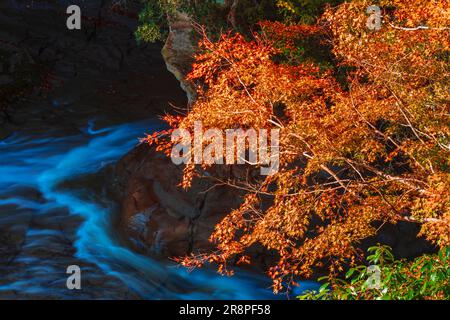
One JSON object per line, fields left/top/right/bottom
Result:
{"left": 0, "top": 120, "right": 318, "bottom": 299}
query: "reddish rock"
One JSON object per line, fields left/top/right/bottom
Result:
{"left": 115, "top": 143, "right": 245, "bottom": 259}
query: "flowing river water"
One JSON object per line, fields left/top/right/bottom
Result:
{"left": 0, "top": 119, "right": 317, "bottom": 299}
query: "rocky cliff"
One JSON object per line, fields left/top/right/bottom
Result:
{"left": 161, "top": 11, "right": 197, "bottom": 104}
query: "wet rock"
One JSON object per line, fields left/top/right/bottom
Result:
{"left": 114, "top": 143, "right": 245, "bottom": 258}
{"left": 0, "top": 123, "right": 15, "bottom": 140}
{"left": 0, "top": 229, "right": 21, "bottom": 265}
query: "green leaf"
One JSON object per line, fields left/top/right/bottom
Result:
{"left": 346, "top": 268, "right": 356, "bottom": 279}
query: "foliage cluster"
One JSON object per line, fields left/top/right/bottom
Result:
{"left": 146, "top": 0, "right": 449, "bottom": 295}
{"left": 134, "top": 0, "right": 339, "bottom": 43}
{"left": 299, "top": 245, "right": 450, "bottom": 300}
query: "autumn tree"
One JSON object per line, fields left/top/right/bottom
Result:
{"left": 148, "top": 0, "right": 449, "bottom": 293}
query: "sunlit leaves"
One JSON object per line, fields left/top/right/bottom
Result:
{"left": 149, "top": 0, "right": 449, "bottom": 293}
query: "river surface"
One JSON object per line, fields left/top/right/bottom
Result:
{"left": 0, "top": 119, "right": 317, "bottom": 299}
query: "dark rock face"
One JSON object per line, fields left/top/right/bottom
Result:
{"left": 114, "top": 143, "right": 245, "bottom": 258}
{"left": 0, "top": 0, "right": 186, "bottom": 138}
{"left": 362, "top": 222, "right": 437, "bottom": 260}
